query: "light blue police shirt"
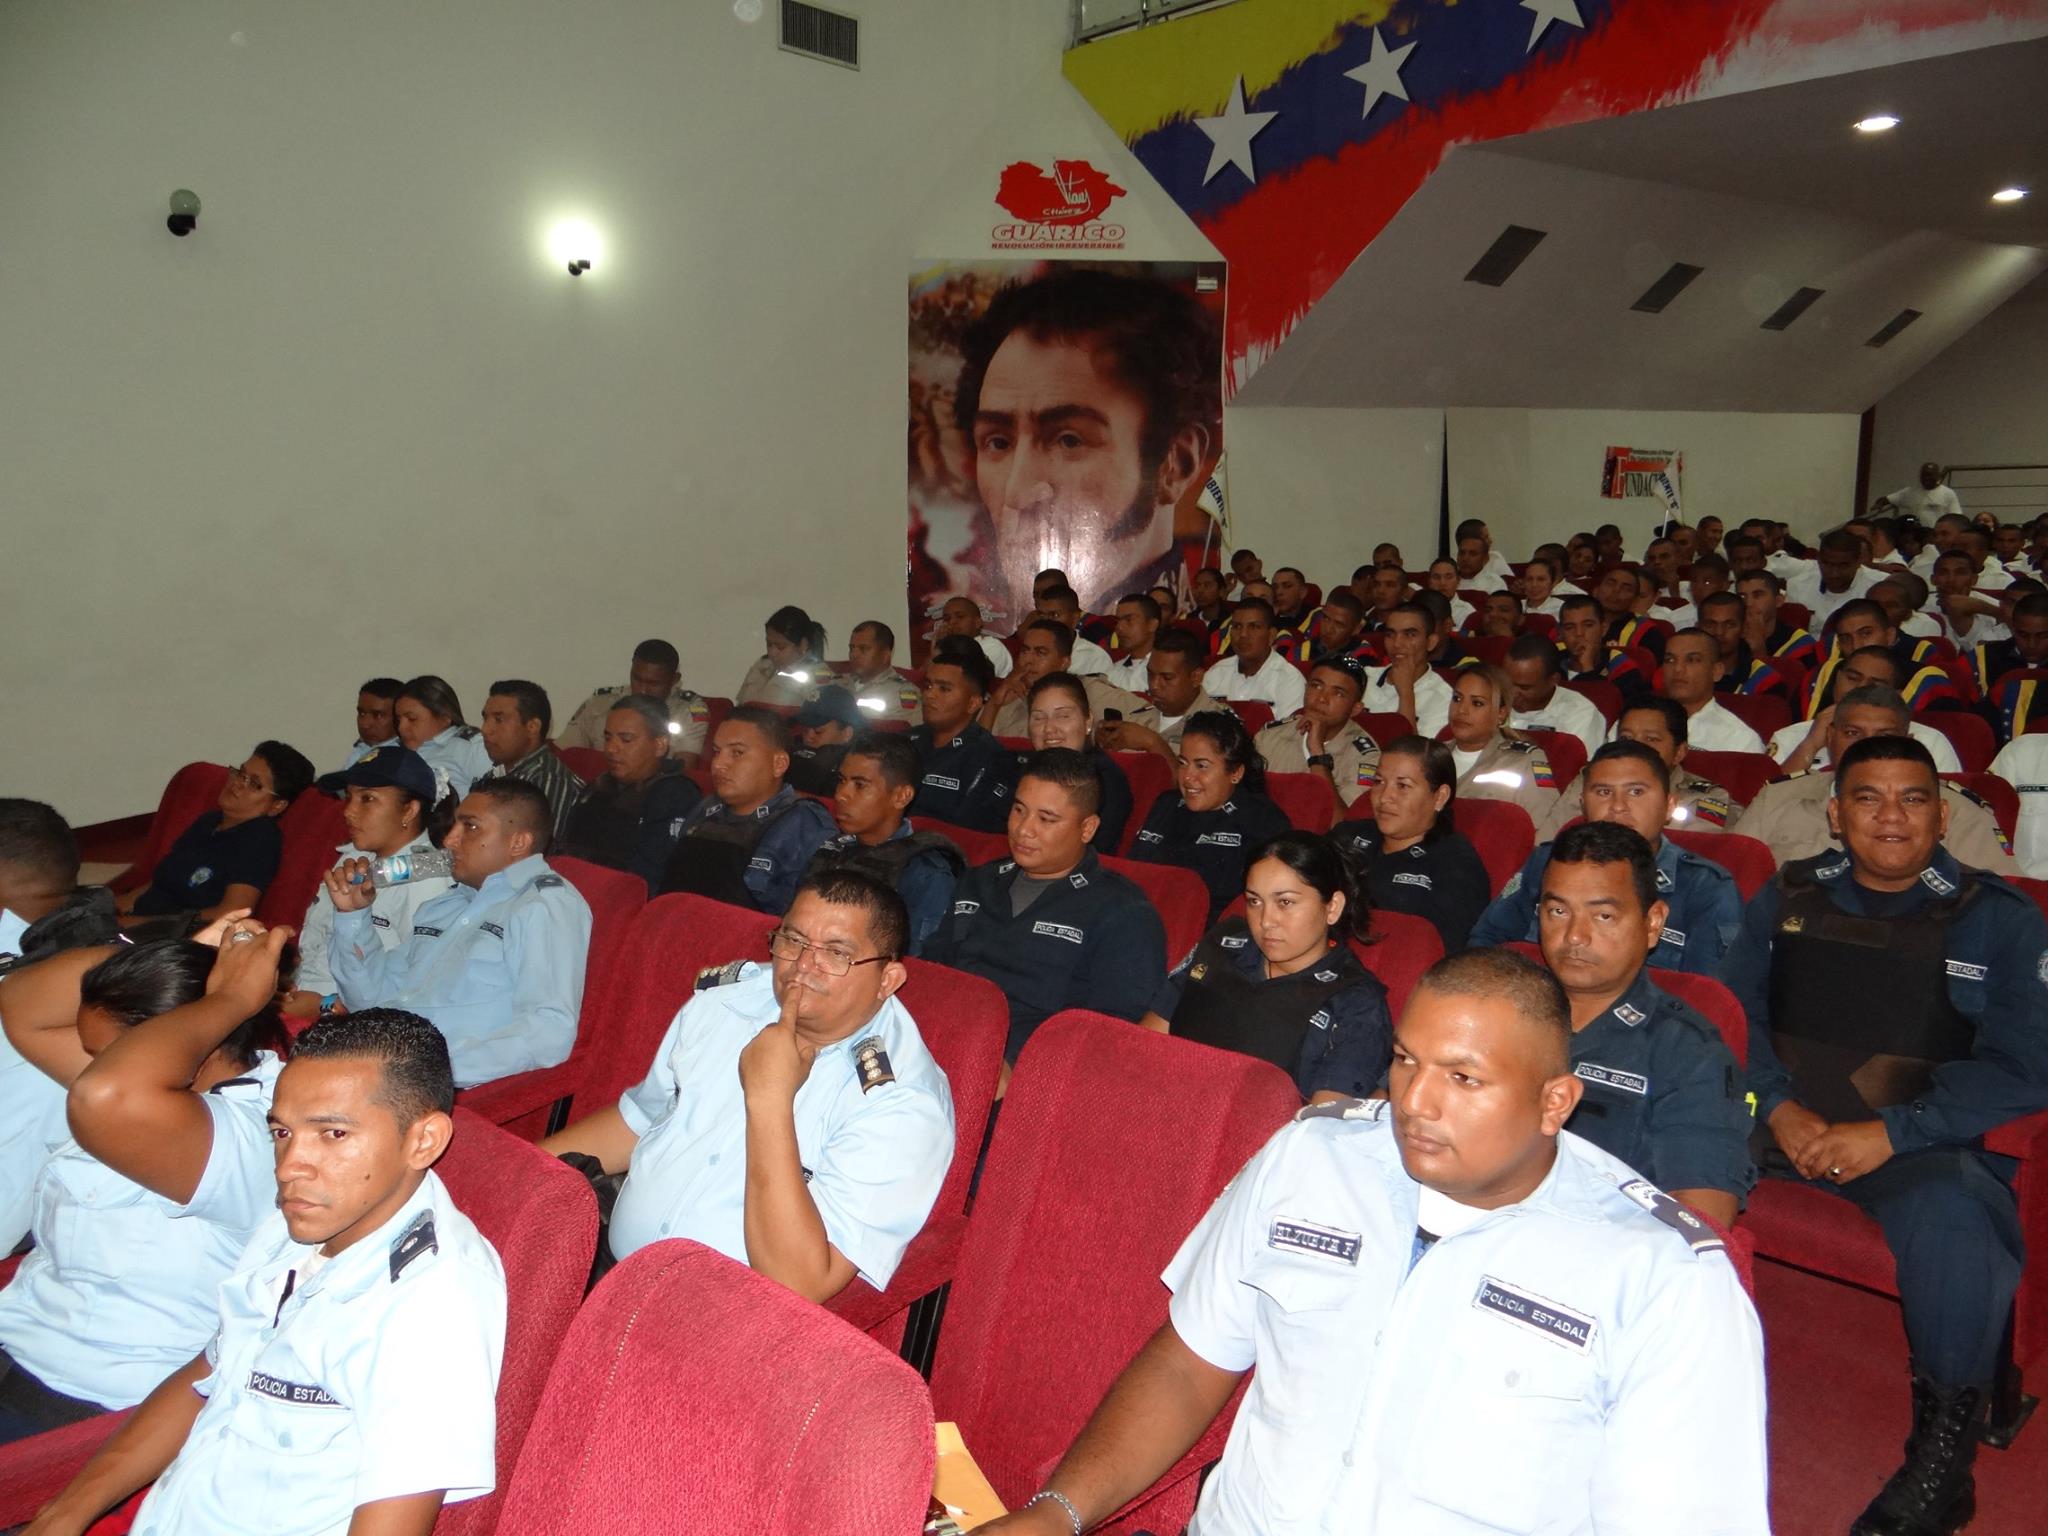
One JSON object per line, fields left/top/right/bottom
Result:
{"left": 329, "top": 855, "right": 590, "bottom": 1088}
{"left": 132, "top": 1171, "right": 505, "bottom": 1536}
{"left": 609, "top": 963, "right": 955, "bottom": 1287}
{"left": 0, "top": 1054, "right": 286, "bottom": 1409}
{"left": 0, "top": 1022, "right": 71, "bottom": 1255}
{"left": 413, "top": 726, "right": 493, "bottom": 800}
{"left": 1167, "top": 1105, "right": 1769, "bottom": 1536}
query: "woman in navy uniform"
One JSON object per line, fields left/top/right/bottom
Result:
{"left": 1127, "top": 711, "right": 1291, "bottom": 924}
{"left": 1329, "top": 735, "right": 1490, "bottom": 952}
{"left": 1144, "top": 831, "right": 1391, "bottom": 1102}
{"left": 1024, "top": 671, "right": 1133, "bottom": 853}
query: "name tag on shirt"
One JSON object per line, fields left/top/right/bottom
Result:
{"left": 248, "top": 1371, "right": 344, "bottom": 1408}
{"left": 412, "top": 925, "right": 443, "bottom": 938}
{"left": 1658, "top": 926, "right": 1688, "bottom": 948}
{"left": 924, "top": 774, "right": 961, "bottom": 792}
{"left": 1269, "top": 1219, "right": 1360, "bottom": 1264}
{"left": 1947, "top": 960, "right": 1989, "bottom": 982}
{"left": 1575, "top": 1062, "right": 1649, "bottom": 1095}
{"left": 748, "top": 857, "right": 773, "bottom": 872}
{"left": 1473, "top": 1276, "right": 1597, "bottom": 1354}
{"left": 479, "top": 922, "right": 505, "bottom": 939}
{"left": 952, "top": 900, "right": 980, "bottom": 915}
{"left": 1392, "top": 872, "right": 1433, "bottom": 890}
{"left": 1196, "top": 831, "right": 1242, "bottom": 847}
{"left": 1032, "top": 921, "right": 1084, "bottom": 944}
{"left": 1220, "top": 934, "right": 1250, "bottom": 949}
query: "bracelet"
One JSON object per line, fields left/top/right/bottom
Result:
{"left": 1023, "top": 1489, "right": 1083, "bottom": 1535}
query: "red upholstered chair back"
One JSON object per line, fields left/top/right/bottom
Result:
{"left": 1944, "top": 772, "right": 2020, "bottom": 841}
{"left": 1561, "top": 677, "right": 1623, "bottom": 725}
{"left": 699, "top": 696, "right": 735, "bottom": 740}
{"left": 1716, "top": 692, "right": 1793, "bottom": 742}
{"left": 1920, "top": 710, "right": 1995, "bottom": 773}
{"left": 1646, "top": 968, "right": 1747, "bottom": 1066}
{"left": 1355, "top": 710, "right": 1416, "bottom": 748}
{"left": 1450, "top": 798, "right": 1536, "bottom": 895}
{"left": 553, "top": 745, "right": 606, "bottom": 785}
{"left": 1350, "top": 910, "right": 1445, "bottom": 1018}
{"left": 431, "top": 1109, "right": 598, "bottom": 1536}
{"left": 254, "top": 791, "right": 350, "bottom": 930}
{"left": 1100, "top": 853, "right": 1208, "bottom": 964}
{"left": 918, "top": 819, "right": 1011, "bottom": 867}
{"left": 1464, "top": 634, "right": 1514, "bottom": 667}
{"left": 111, "top": 762, "right": 229, "bottom": 892}
{"left": 569, "top": 894, "right": 778, "bottom": 1122}
{"left": 1681, "top": 749, "right": 1779, "bottom": 807}
{"left": 1666, "top": 829, "right": 1775, "bottom": 901}
{"left": 1265, "top": 771, "right": 1337, "bottom": 833}
{"left": 1779, "top": 601, "right": 1812, "bottom": 632}
{"left": 1515, "top": 728, "right": 1586, "bottom": 790}
{"left": 498, "top": 1242, "right": 934, "bottom": 1536}
{"left": 2013, "top": 876, "right": 2048, "bottom": 924}
{"left": 1110, "top": 751, "right": 1175, "bottom": 854}
{"left": 1222, "top": 699, "right": 1273, "bottom": 734}
{"left": 930, "top": 1013, "right": 1301, "bottom": 1533}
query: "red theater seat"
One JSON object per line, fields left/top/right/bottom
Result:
{"left": 110, "top": 762, "right": 229, "bottom": 893}
{"left": 930, "top": 1012, "right": 1301, "bottom": 1536}
{"left": 1717, "top": 692, "right": 1794, "bottom": 742}
{"left": 1648, "top": 969, "right": 1747, "bottom": 1064}
{"left": 1222, "top": 700, "right": 1273, "bottom": 734}
{"left": 1266, "top": 771, "right": 1337, "bottom": 832}
{"left": 1351, "top": 910, "right": 1444, "bottom": 1018}
{"left": 1450, "top": 799, "right": 1536, "bottom": 895}
{"left": 554, "top": 745, "right": 607, "bottom": 784}
{"left": 2013, "top": 876, "right": 2048, "bottom": 924}
{"left": 1682, "top": 749, "right": 1780, "bottom": 808}
{"left": 917, "top": 818, "right": 1010, "bottom": 867}
{"left": 1945, "top": 772, "right": 2019, "bottom": 842}
{"left": 1516, "top": 728, "right": 1586, "bottom": 791}
{"left": 1356, "top": 710, "right": 1415, "bottom": 747}
{"left": 254, "top": 790, "right": 350, "bottom": 930}
{"left": 1667, "top": 829, "right": 1776, "bottom": 901}
{"left": 1102, "top": 854, "right": 1208, "bottom": 964}
{"left": 1463, "top": 634, "right": 1515, "bottom": 667}
{"left": 1111, "top": 751, "right": 1175, "bottom": 854}
{"left": 1562, "top": 677, "right": 1624, "bottom": 725}
{"left": 1920, "top": 711, "right": 1995, "bottom": 774}
{"left": 700, "top": 696, "right": 735, "bottom": 739}
{"left": 499, "top": 1242, "right": 934, "bottom": 1535}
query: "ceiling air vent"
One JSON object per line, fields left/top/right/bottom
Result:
{"left": 1630, "top": 262, "right": 1704, "bottom": 314}
{"left": 1865, "top": 308, "right": 1923, "bottom": 348}
{"left": 780, "top": 0, "right": 858, "bottom": 69}
{"left": 1463, "top": 225, "right": 1547, "bottom": 288}
{"left": 1760, "top": 286, "right": 1825, "bottom": 332}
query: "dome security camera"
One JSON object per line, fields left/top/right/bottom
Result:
{"left": 166, "top": 189, "right": 201, "bottom": 237}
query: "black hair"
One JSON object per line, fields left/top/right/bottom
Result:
{"left": 1274, "top": 566, "right": 1305, "bottom": 585}
{"left": 1831, "top": 598, "right": 1888, "bottom": 632}
{"left": 1699, "top": 590, "right": 1743, "bottom": 616}
{"left": 360, "top": 677, "right": 405, "bottom": 702}
{"left": 1548, "top": 820, "right": 1659, "bottom": 915}
{"left": 1558, "top": 593, "right": 1602, "bottom": 620}
{"left": 952, "top": 268, "right": 1221, "bottom": 475}
{"left": 608, "top": 693, "right": 674, "bottom": 739}
{"left": 1027, "top": 670, "right": 1092, "bottom": 716}
{"left": 1150, "top": 628, "right": 1209, "bottom": 667}
{"left": 487, "top": 679, "right": 553, "bottom": 737}
{"left": 723, "top": 703, "right": 794, "bottom": 756}
{"left": 1841, "top": 645, "right": 1906, "bottom": 690}
{"left": 1506, "top": 632, "right": 1561, "bottom": 674}
{"left": 1619, "top": 695, "right": 1689, "bottom": 748}
{"left": 1231, "top": 595, "right": 1277, "bottom": 625}
{"left": 292, "top": 1007, "right": 455, "bottom": 1125}
{"left": 1040, "top": 584, "right": 1081, "bottom": 609}
{"left": 1231, "top": 549, "right": 1259, "bottom": 567}
{"left": 252, "top": 741, "right": 316, "bottom": 807}
{"left": 1035, "top": 567, "right": 1070, "bottom": 587}
{"left": 928, "top": 638, "right": 996, "bottom": 700}
{"left": 1352, "top": 563, "right": 1376, "bottom": 582}
{"left": 0, "top": 799, "right": 79, "bottom": 889}
{"left": 2014, "top": 593, "right": 2048, "bottom": 624}
{"left": 1179, "top": 710, "right": 1267, "bottom": 795}
{"left": 1117, "top": 593, "right": 1162, "bottom": 623}
{"left": 790, "top": 868, "right": 910, "bottom": 963}
{"left": 399, "top": 675, "right": 465, "bottom": 727}
{"left": 1736, "top": 566, "right": 1783, "bottom": 594}
{"left": 1454, "top": 518, "right": 1486, "bottom": 543}
{"left": 1247, "top": 830, "right": 1366, "bottom": 941}
{"left": 1321, "top": 587, "right": 1365, "bottom": 618}
{"left": 765, "top": 605, "right": 827, "bottom": 659}
{"left": 1307, "top": 656, "right": 1366, "bottom": 698}
{"left": 843, "top": 730, "right": 920, "bottom": 792}
{"left": 81, "top": 939, "right": 270, "bottom": 1069}
{"left": 1388, "top": 599, "right": 1436, "bottom": 631}
{"left": 1021, "top": 617, "right": 1077, "bottom": 657}
{"left": 1379, "top": 734, "right": 1458, "bottom": 841}
{"left": 631, "top": 639, "right": 680, "bottom": 672}
{"left": 1018, "top": 746, "right": 1102, "bottom": 819}
{"left": 1833, "top": 733, "right": 1938, "bottom": 793}
{"left": 1415, "top": 947, "right": 1571, "bottom": 1077}
{"left": 1588, "top": 738, "right": 1672, "bottom": 795}
{"left": 1691, "top": 553, "right": 1731, "bottom": 578}
{"left": 853, "top": 619, "right": 896, "bottom": 652}
{"left": 466, "top": 776, "right": 554, "bottom": 855}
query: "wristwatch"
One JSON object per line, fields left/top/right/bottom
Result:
{"left": 1307, "top": 752, "right": 1335, "bottom": 768}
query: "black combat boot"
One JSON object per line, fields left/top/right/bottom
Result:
{"left": 1850, "top": 1373, "right": 1985, "bottom": 1536}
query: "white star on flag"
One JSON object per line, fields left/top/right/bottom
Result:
{"left": 1520, "top": 0, "right": 1586, "bottom": 50}
{"left": 1343, "top": 27, "right": 1417, "bottom": 120}
{"left": 1194, "top": 75, "right": 1278, "bottom": 185}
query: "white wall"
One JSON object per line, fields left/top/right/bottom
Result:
{"left": 0, "top": 0, "right": 1214, "bottom": 822}
{"left": 1447, "top": 407, "right": 1862, "bottom": 558}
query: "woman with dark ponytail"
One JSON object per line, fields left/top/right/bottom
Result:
{"left": 737, "top": 605, "right": 831, "bottom": 708}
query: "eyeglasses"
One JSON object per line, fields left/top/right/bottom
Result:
{"left": 228, "top": 766, "right": 280, "bottom": 799}
{"left": 768, "top": 928, "right": 888, "bottom": 978}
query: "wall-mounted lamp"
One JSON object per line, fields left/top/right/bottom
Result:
{"left": 166, "top": 188, "right": 201, "bottom": 237}
{"left": 547, "top": 218, "right": 602, "bottom": 277}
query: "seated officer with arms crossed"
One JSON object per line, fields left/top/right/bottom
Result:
{"left": 556, "top": 638, "right": 712, "bottom": 767}
{"left": 1533, "top": 821, "right": 1753, "bottom": 1226}
{"left": 1472, "top": 740, "right": 1743, "bottom": 974}
{"left": 908, "top": 640, "right": 1016, "bottom": 834}
{"left": 804, "top": 730, "right": 965, "bottom": 954}
{"left": 649, "top": 705, "right": 838, "bottom": 912}
{"left": 543, "top": 871, "right": 954, "bottom": 1300}
{"left": 979, "top": 948, "right": 1767, "bottom": 1536}
{"left": 1722, "top": 735, "right": 2048, "bottom": 1536}
{"left": 923, "top": 749, "right": 1167, "bottom": 1068}
{"left": 28, "top": 1006, "right": 504, "bottom": 1536}
{"left": 326, "top": 778, "right": 591, "bottom": 1088}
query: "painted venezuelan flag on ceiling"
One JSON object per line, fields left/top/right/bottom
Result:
{"left": 1063, "top": 0, "right": 2048, "bottom": 392}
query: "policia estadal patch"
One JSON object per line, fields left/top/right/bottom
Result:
{"left": 1472, "top": 1276, "right": 1597, "bottom": 1354}
{"left": 853, "top": 1037, "right": 894, "bottom": 1094}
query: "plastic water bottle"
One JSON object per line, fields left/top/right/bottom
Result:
{"left": 351, "top": 848, "right": 455, "bottom": 888}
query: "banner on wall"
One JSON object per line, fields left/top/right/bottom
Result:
{"left": 907, "top": 258, "right": 1226, "bottom": 661}
{"left": 1600, "top": 445, "right": 1684, "bottom": 528}
{"left": 991, "top": 159, "right": 1129, "bottom": 250}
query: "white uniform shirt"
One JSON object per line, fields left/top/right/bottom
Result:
{"left": 974, "top": 634, "right": 1015, "bottom": 679}
{"left": 1207, "top": 651, "right": 1307, "bottom": 718}
{"left": 133, "top": 1172, "right": 505, "bottom": 1536}
{"left": 1888, "top": 482, "right": 1963, "bottom": 520}
{"left": 1069, "top": 635, "right": 1114, "bottom": 678}
{"left": 294, "top": 835, "right": 454, "bottom": 1000}
{"left": 1900, "top": 611, "right": 1943, "bottom": 640}
{"left": 1941, "top": 611, "right": 2009, "bottom": 648}
{"left": 1361, "top": 667, "right": 1453, "bottom": 741}
{"left": 1108, "top": 652, "right": 1152, "bottom": 693}
{"left": 1169, "top": 1104, "right": 1768, "bottom": 1535}
{"left": 1511, "top": 686, "right": 1606, "bottom": 761}
{"left": 1681, "top": 699, "right": 1766, "bottom": 754}
{"left": 1793, "top": 567, "right": 1883, "bottom": 630}
{"left": 1991, "top": 735, "right": 2048, "bottom": 878}
{"left": 0, "top": 1024, "right": 71, "bottom": 1255}
{"left": 1476, "top": 551, "right": 1516, "bottom": 593}
{"left": 1443, "top": 596, "right": 1476, "bottom": 629}
{"left": 0, "top": 1056, "right": 284, "bottom": 1408}
{"left": 1765, "top": 720, "right": 1962, "bottom": 774}
{"left": 611, "top": 964, "right": 954, "bottom": 1287}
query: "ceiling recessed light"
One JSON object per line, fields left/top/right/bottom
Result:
{"left": 1854, "top": 114, "right": 1901, "bottom": 133}
{"left": 1991, "top": 186, "right": 2029, "bottom": 204}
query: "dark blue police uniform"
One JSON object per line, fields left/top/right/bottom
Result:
{"left": 648, "top": 784, "right": 836, "bottom": 915}
{"left": 1722, "top": 845, "right": 2048, "bottom": 1388}
{"left": 1128, "top": 791, "right": 1294, "bottom": 924}
{"left": 564, "top": 765, "right": 702, "bottom": 892}
{"left": 1468, "top": 835, "right": 1742, "bottom": 974}
{"left": 908, "top": 724, "right": 1015, "bottom": 834}
{"left": 131, "top": 812, "right": 283, "bottom": 916}
{"left": 922, "top": 848, "right": 1166, "bottom": 1061}
{"left": 1326, "top": 824, "right": 1492, "bottom": 954}
{"left": 1010, "top": 743, "right": 1132, "bottom": 854}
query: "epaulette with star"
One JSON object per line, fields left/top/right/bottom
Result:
{"left": 694, "top": 958, "right": 749, "bottom": 991}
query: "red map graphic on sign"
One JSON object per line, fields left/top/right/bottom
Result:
{"left": 995, "top": 160, "right": 1127, "bottom": 225}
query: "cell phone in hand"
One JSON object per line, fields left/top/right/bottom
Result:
{"left": 1101, "top": 708, "right": 1123, "bottom": 722}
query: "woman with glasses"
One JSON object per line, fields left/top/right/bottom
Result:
{"left": 1023, "top": 672, "right": 1133, "bottom": 853}
{"left": 1127, "top": 710, "right": 1292, "bottom": 924}
{"left": 117, "top": 742, "right": 315, "bottom": 925}
{"left": 1250, "top": 658, "right": 1381, "bottom": 821}
{"left": 1329, "top": 736, "right": 1490, "bottom": 952}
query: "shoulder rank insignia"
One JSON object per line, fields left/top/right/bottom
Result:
{"left": 1188, "top": 962, "right": 1209, "bottom": 981}
{"left": 1294, "top": 1096, "right": 1388, "bottom": 1123}
{"left": 1616, "top": 1178, "right": 1725, "bottom": 1255}
{"left": 532, "top": 873, "right": 565, "bottom": 890}
{"left": 455, "top": 725, "right": 481, "bottom": 740}
{"left": 694, "top": 958, "right": 749, "bottom": 991}
{"left": 853, "top": 1037, "right": 895, "bottom": 1094}
{"left": 390, "top": 1210, "right": 438, "bottom": 1281}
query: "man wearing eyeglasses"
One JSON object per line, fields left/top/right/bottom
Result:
{"left": 541, "top": 870, "right": 955, "bottom": 1301}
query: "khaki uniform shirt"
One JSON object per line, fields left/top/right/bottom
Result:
{"left": 1254, "top": 716, "right": 1381, "bottom": 808}
{"left": 990, "top": 675, "right": 1159, "bottom": 739}
{"left": 844, "top": 668, "right": 924, "bottom": 724}
{"left": 1156, "top": 689, "right": 1229, "bottom": 749}
{"left": 736, "top": 654, "right": 826, "bottom": 709}
{"left": 1736, "top": 769, "right": 2016, "bottom": 873}
{"left": 1535, "top": 770, "right": 1739, "bottom": 843}
{"left": 556, "top": 686, "right": 712, "bottom": 757}
{"left": 1456, "top": 735, "right": 1562, "bottom": 824}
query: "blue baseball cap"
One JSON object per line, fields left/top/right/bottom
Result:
{"left": 315, "top": 746, "right": 439, "bottom": 802}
